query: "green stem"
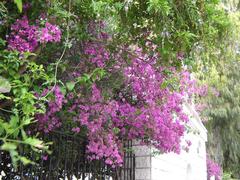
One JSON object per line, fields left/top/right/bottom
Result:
{"left": 0, "top": 108, "right": 14, "bottom": 113}
{"left": 43, "top": 0, "right": 71, "bottom": 98}
{"left": 0, "top": 137, "right": 26, "bottom": 145}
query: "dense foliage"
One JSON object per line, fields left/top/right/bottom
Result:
{"left": 196, "top": 3, "right": 240, "bottom": 177}
{"left": 0, "top": 0, "right": 233, "bottom": 169}
{"left": 200, "top": 60, "right": 240, "bottom": 178}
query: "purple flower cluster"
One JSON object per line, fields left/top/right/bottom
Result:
{"left": 122, "top": 46, "right": 189, "bottom": 153}
{"left": 84, "top": 22, "right": 110, "bottom": 67}
{"left": 84, "top": 41, "right": 110, "bottom": 67}
{"left": 23, "top": 3, "right": 31, "bottom": 11}
{"left": 197, "top": 84, "right": 209, "bottom": 97}
{"left": 8, "top": 16, "right": 38, "bottom": 52}
{"left": 32, "top": 22, "right": 203, "bottom": 167}
{"left": 7, "top": 16, "right": 61, "bottom": 53}
{"left": 60, "top": 44, "right": 196, "bottom": 167}
{"left": 36, "top": 41, "right": 197, "bottom": 167}
{"left": 195, "top": 103, "right": 208, "bottom": 112}
{"left": 180, "top": 71, "right": 210, "bottom": 99}
{"left": 180, "top": 70, "right": 197, "bottom": 98}
{"left": 211, "top": 87, "right": 220, "bottom": 97}
{"left": 33, "top": 39, "right": 199, "bottom": 167}
{"left": 39, "top": 22, "right": 61, "bottom": 43}
{"left": 87, "top": 133, "right": 123, "bottom": 167}
{"left": 66, "top": 74, "right": 187, "bottom": 167}
{"left": 36, "top": 86, "right": 65, "bottom": 133}
{"left": 65, "top": 85, "right": 124, "bottom": 166}
{"left": 176, "top": 52, "right": 185, "bottom": 61}
{"left": 207, "top": 158, "right": 221, "bottom": 180}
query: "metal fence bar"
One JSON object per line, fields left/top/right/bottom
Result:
{"left": 0, "top": 132, "right": 135, "bottom": 180}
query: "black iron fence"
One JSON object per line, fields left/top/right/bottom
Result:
{"left": 0, "top": 132, "right": 135, "bottom": 180}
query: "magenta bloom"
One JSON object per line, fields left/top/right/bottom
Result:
{"left": 7, "top": 16, "right": 38, "bottom": 52}
{"left": 207, "top": 158, "right": 222, "bottom": 180}
{"left": 7, "top": 16, "right": 61, "bottom": 53}
{"left": 36, "top": 86, "right": 65, "bottom": 133}
{"left": 39, "top": 22, "right": 61, "bottom": 43}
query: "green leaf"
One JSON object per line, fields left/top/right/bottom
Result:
{"left": 1, "top": 143, "right": 17, "bottom": 151}
{"left": 22, "top": 103, "right": 36, "bottom": 115}
{"left": 10, "top": 115, "right": 19, "bottom": 127}
{"left": 113, "top": 127, "right": 120, "bottom": 134}
{"left": 24, "top": 137, "right": 43, "bottom": 148}
{"left": 21, "top": 129, "right": 27, "bottom": 140}
{"left": 19, "top": 156, "right": 33, "bottom": 165}
{"left": 10, "top": 115, "right": 19, "bottom": 137}
{"left": 9, "top": 150, "right": 19, "bottom": 168}
{"left": 91, "top": 68, "right": 106, "bottom": 81}
{"left": 0, "top": 76, "right": 11, "bottom": 93}
{"left": 0, "top": 93, "right": 11, "bottom": 100}
{"left": 66, "top": 81, "right": 76, "bottom": 91}
{"left": 0, "top": 120, "right": 4, "bottom": 135}
{"left": 14, "top": 0, "right": 22, "bottom": 13}
{"left": 22, "top": 117, "right": 33, "bottom": 125}
{"left": 78, "top": 74, "right": 91, "bottom": 84}
{"left": 60, "top": 86, "right": 66, "bottom": 95}
{"left": 23, "top": 52, "right": 36, "bottom": 58}
{"left": 1, "top": 121, "right": 15, "bottom": 134}
{"left": 147, "top": 0, "right": 171, "bottom": 15}
{"left": 0, "top": 38, "right": 6, "bottom": 46}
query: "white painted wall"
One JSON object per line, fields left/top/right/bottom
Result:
{"left": 134, "top": 102, "right": 208, "bottom": 180}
